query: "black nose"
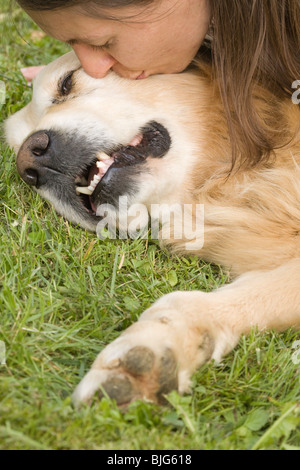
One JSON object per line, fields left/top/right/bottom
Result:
{"left": 17, "top": 131, "right": 50, "bottom": 186}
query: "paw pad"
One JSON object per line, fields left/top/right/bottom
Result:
{"left": 98, "top": 375, "right": 135, "bottom": 404}
{"left": 98, "top": 346, "right": 178, "bottom": 405}
{"left": 121, "top": 346, "right": 155, "bottom": 375}
{"left": 157, "top": 348, "right": 178, "bottom": 401}
{"left": 74, "top": 344, "right": 180, "bottom": 406}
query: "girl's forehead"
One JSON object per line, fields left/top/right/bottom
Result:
{"left": 24, "top": 0, "right": 170, "bottom": 23}
{"left": 24, "top": 1, "right": 197, "bottom": 41}
{"left": 74, "top": 0, "right": 160, "bottom": 20}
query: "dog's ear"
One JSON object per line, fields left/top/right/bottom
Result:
{"left": 20, "top": 66, "right": 46, "bottom": 84}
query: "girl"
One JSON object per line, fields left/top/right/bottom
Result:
{"left": 16, "top": 0, "right": 300, "bottom": 168}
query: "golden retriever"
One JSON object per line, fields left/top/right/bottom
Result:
{"left": 5, "top": 51, "right": 300, "bottom": 406}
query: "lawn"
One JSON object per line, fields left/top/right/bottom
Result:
{"left": 0, "top": 1, "right": 300, "bottom": 451}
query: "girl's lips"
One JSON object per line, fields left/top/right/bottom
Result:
{"left": 136, "top": 71, "right": 148, "bottom": 80}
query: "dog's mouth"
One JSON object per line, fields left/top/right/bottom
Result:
{"left": 75, "top": 137, "right": 142, "bottom": 213}
{"left": 74, "top": 121, "right": 171, "bottom": 215}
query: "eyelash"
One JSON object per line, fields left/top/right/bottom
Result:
{"left": 90, "top": 42, "right": 111, "bottom": 51}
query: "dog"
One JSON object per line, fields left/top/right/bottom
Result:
{"left": 5, "top": 51, "right": 300, "bottom": 406}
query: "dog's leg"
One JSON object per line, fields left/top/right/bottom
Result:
{"left": 73, "top": 259, "right": 300, "bottom": 406}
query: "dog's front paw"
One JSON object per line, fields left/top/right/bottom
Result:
{"left": 73, "top": 292, "right": 224, "bottom": 407}
{"left": 73, "top": 345, "right": 179, "bottom": 406}
{"left": 72, "top": 322, "right": 180, "bottom": 406}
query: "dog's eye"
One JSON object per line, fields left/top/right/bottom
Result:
{"left": 60, "top": 72, "right": 74, "bottom": 96}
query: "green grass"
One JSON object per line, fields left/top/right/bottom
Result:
{"left": 0, "top": 2, "right": 300, "bottom": 450}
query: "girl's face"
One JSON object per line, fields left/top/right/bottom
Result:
{"left": 26, "top": 0, "right": 211, "bottom": 80}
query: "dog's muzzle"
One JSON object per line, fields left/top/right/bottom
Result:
{"left": 16, "top": 122, "right": 172, "bottom": 224}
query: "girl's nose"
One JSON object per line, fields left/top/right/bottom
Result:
{"left": 72, "top": 43, "right": 117, "bottom": 78}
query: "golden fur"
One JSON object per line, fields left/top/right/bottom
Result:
{"left": 5, "top": 51, "right": 300, "bottom": 405}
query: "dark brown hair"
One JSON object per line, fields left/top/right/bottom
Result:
{"left": 210, "top": 0, "right": 300, "bottom": 168}
{"left": 16, "top": 0, "right": 300, "bottom": 168}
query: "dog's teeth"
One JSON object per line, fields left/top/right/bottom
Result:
{"left": 76, "top": 160, "right": 107, "bottom": 197}
{"left": 96, "top": 161, "right": 107, "bottom": 169}
{"left": 76, "top": 187, "right": 93, "bottom": 196}
{"left": 97, "top": 151, "right": 111, "bottom": 161}
{"left": 91, "top": 175, "right": 100, "bottom": 187}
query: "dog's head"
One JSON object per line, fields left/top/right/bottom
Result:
{"left": 5, "top": 51, "right": 207, "bottom": 232}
